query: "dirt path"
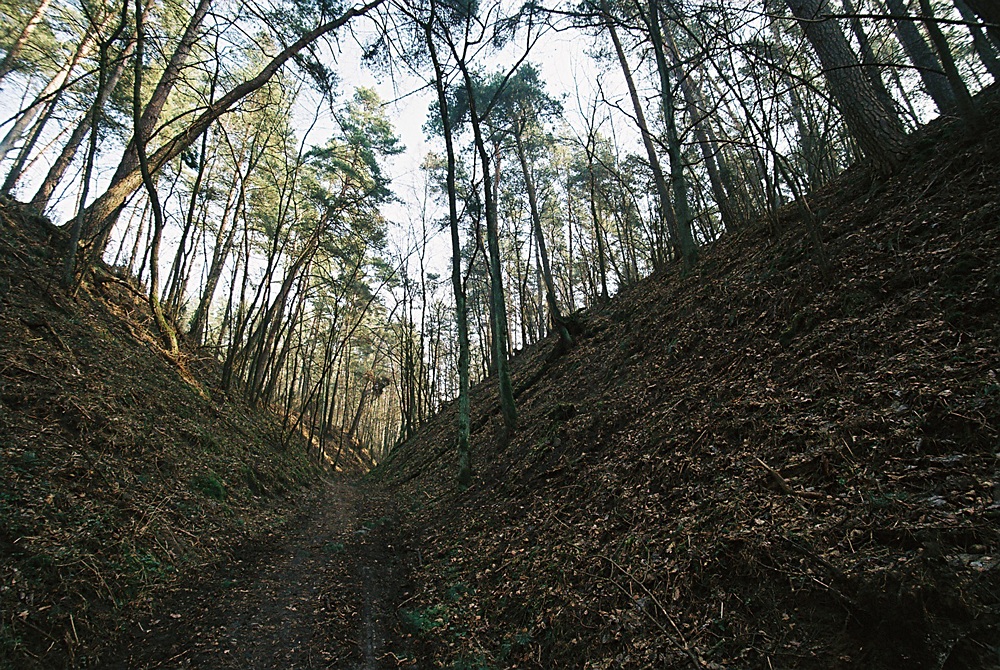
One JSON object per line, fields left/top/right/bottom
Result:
{"left": 102, "top": 479, "right": 412, "bottom": 669}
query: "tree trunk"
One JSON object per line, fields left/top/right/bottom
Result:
{"left": 883, "top": 0, "right": 958, "bottom": 113}
{"left": 2, "top": 91, "right": 57, "bottom": 194}
{"left": 165, "top": 118, "right": 215, "bottom": 319}
{"left": 602, "top": 2, "right": 679, "bottom": 265}
{"left": 106, "top": 0, "right": 213, "bottom": 198}
{"left": 953, "top": 0, "right": 1000, "bottom": 78}
{"left": 664, "top": 28, "right": 741, "bottom": 231}
{"left": 0, "top": 12, "right": 106, "bottom": 160}
{"left": 786, "top": 0, "right": 908, "bottom": 171}
{"left": 61, "top": 3, "right": 129, "bottom": 287}
{"left": 918, "top": 0, "right": 981, "bottom": 126}
{"left": 585, "top": 141, "right": 610, "bottom": 299}
{"left": 962, "top": 0, "right": 1000, "bottom": 46}
{"left": 513, "top": 130, "right": 571, "bottom": 344}
{"left": 454, "top": 56, "right": 517, "bottom": 439}
{"left": 188, "top": 149, "right": 250, "bottom": 344}
{"left": 0, "top": 0, "right": 53, "bottom": 84}
{"left": 648, "top": 0, "right": 697, "bottom": 266}
{"left": 29, "top": 27, "right": 137, "bottom": 210}
{"left": 132, "top": 0, "right": 178, "bottom": 356}
{"left": 842, "top": 0, "right": 899, "bottom": 116}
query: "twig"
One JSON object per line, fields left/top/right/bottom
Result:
{"left": 3, "top": 360, "right": 55, "bottom": 382}
{"left": 596, "top": 555, "right": 707, "bottom": 670}
{"left": 151, "top": 647, "right": 191, "bottom": 668}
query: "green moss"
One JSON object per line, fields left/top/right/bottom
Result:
{"left": 190, "top": 472, "right": 226, "bottom": 501}
{"left": 322, "top": 541, "right": 345, "bottom": 554}
{"left": 446, "top": 582, "right": 471, "bottom": 602}
{"left": 0, "top": 622, "right": 24, "bottom": 670}
{"left": 400, "top": 603, "right": 449, "bottom": 635}
{"left": 778, "top": 309, "right": 818, "bottom": 347}
{"left": 450, "top": 655, "right": 493, "bottom": 670}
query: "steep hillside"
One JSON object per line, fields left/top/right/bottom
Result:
{"left": 374, "top": 100, "right": 1000, "bottom": 667}
{"left": 0, "top": 202, "right": 330, "bottom": 668}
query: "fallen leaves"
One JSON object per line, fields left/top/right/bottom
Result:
{"left": 378, "top": 101, "right": 1000, "bottom": 669}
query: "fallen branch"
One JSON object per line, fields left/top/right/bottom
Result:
{"left": 755, "top": 457, "right": 826, "bottom": 500}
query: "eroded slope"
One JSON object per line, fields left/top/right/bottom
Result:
{"left": 0, "top": 201, "right": 324, "bottom": 668}
{"left": 376, "top": 101, "right": 1000, "bottom": 668}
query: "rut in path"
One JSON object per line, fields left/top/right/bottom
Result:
{"left": 103, "top": 480, "right": 411, "bottom": 669}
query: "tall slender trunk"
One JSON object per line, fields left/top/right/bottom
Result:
{"left": 602, "top": 2, "right": 678, "bottom": 264}
{"left": 61, "top": 0, "right": 129, "bottom": 286}
{"left": 2, "top": 93, "right": 56, "bottom": 194}
{"left": 69, "top": 0, "right": 385, "bottom": 259}
{"left": 108, "top": 0, "right": 213, "bottom": 188}
{"left": 452, "top": 52, "right": 517, "bottom": 438}
{"left": 585, "top": 140, "right": 610, "bottom": 299}
{"left": 664, "top": 28, "right": 741, "bottom": 231}
{"left": 883, "top": 0, "right": 958, "bottom": 114}
{"left": 0, "top": 0, "right": 53, "bottom": 84}
{"left": 260, "top": 272, "right": 308, "bottom": 405}
{"left": 188, "top": 145, "right": 252, "bottom": 344}
{"left": 766, "top": 12, "right": 832, "bottom": 187}
{"left": 29, "top": 26, "right": 139, "bottom": 210}
{"left": 842, "top": 0, "right": 899, "bottom": 116}
{"left": 918, "top": 0, "right": 981, "bottom": 126}
{"left": 962, "top": 0, "right": 1000, "bottom": 46}
{"left": 0, "top": 12, "right": 106, "bottom": 160}
{"left": 132, "top": 0, "right": 177, "bottom": 355}
{"left": 953, "top": 0, "right": 1000, "bottom": 78}
{"left": 165, "top": 124, "right": 215, "bottom": 318}
{"left": 648, "top": 0, "right": 696, "bottom": 266}
{"left": 513, "top": 129, "right": 570, "bottom": 344}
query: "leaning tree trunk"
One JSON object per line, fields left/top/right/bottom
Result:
{"left": 29, "top": 0, "right": 149, "bottom": 211}
{"left": 0, "top": 0, "right": 53, "bottom": 84}
{"left": 61, "top": 1, "right": 129, "bottom": 287}
{"left": 188, "top": 148, "right": 253, "bottom": 345}
{"left": 0, "top": 12, "right": 105, "bottom": 160}
{"left": 29, "top": 35, "right": 134, "bottom": 210}
{"left": 786, "top": 0, "right": 908, "bottom": 172}
{"left": 105, "top": 0, "right": 212, "bottom": 194}
{"left": 68, "top": 0, "right": 385, "bottom": 262}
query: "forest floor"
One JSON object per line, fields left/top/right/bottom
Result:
{"left": 98, "top": 479, "right": 414, "bottom": 670}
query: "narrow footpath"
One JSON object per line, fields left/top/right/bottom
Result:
{"left": 102, "top": 480, "right": 413, "bottom": 669}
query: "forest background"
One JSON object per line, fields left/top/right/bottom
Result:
{"left": 1, "top": 0, "right": 996, "bottom": 474}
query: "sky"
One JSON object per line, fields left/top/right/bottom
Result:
{"left": 320, "top": 4, "right": 630, "bottom": 281}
